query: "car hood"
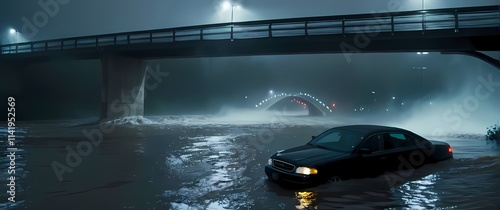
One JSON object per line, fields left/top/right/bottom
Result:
{"left": 273, "top": 144, "right": 348, "bottom": 166}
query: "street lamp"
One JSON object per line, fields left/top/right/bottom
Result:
{"left": 9, "top": 28, "right": 18, "bottom": 43}
{"left": 223, "top": 1, "right": 238, "bottom": 23}
{"left": 413, "top": 50, "right": 427, "bottom": 112}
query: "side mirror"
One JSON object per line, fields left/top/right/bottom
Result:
{"left": 358, "top": 148, "right": 372, "bottom": 154}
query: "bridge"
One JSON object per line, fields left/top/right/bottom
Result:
{"left": 255, "top": 92, "right": 333, "bottom": 116}
{"left": 1, "top": 6, "right": 499, "bottom": 120}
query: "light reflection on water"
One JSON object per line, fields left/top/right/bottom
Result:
{"left": 164, "top": 135, "right": 254, "bottom": 209}
{"left": 396, "top": 174, "right": 439, "bottom": 210}
{"left": 1, "top": 119, "right": 499, "bottom": 209}
{"left": 295, "top": 191, "right": 318, "bottom": 210}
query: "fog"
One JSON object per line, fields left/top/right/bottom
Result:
{"left": 3, "top": 51, "right": 498, "bottom": 137}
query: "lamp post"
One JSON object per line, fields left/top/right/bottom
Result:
{"left": 231, "top": 4, "right": 236, "bottom": 23}
{"left": 9, "top": 28, "right": 18, "bottom": 43}
{"left": 223, "top": 2, "right": 238, "bottom": 23}
{"left": 413, "top": 52, "right": 428, "bottom": 112}
{"left": 9, "top": 28, "right": 18, "bottom": 53}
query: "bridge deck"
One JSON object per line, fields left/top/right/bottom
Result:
{"left": 1, "top": 6, "right": 499, "bottom": 61}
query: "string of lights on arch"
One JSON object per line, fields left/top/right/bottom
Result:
{"left": 254, "top": 92, "right": 334, "bottom": 113}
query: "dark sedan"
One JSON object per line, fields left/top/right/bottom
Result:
{"left": 265, "top": 125, "right": 453, "bottom": 185}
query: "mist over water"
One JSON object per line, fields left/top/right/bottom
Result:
{"left": 2, "top": 112, "right": 499, "bottom": 209}
{"left": 1, "top": 48, "right": 499, "bottom": 209}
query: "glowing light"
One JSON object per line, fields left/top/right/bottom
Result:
{"left": 269, "top": 90, "right": 273, "bottom": 94}
{"left": 245, "top": 96, "right": 248, "bottom": 99}
{"left": 372, "top": 91, "right": 375, "bottom": 94}
{"left": 222, "top": 1, "right": 231, "bottom": 10}
{"left": 295, "top": 167, "right": 318, "bottom": 175}
{"left": 332, "top": 103, "right": 336, "bottom": 108}
{"left": 448, "top": 146, "right": 453, "bottom": 153}
{"left": 392, "top": 97, "right": 396, "bottom": 100}
{"left": 9, "top": 28, "right": 17, "bottom": 34}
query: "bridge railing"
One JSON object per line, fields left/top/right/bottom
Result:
{"left": 2, "top": 6, "right": 499, "bottom": 55}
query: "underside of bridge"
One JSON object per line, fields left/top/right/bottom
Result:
{"left": 100, "top": 55, "right": 146, "bottom": 120}
{"left": 266, "top": 96, "right": 326, "bottom": 116}
{"left": 1, "top": 6, "right": 498, "bottom": 121}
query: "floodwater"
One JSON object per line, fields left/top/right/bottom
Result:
{"left": 0, "top": 114, "right": 499, "bottom": 209}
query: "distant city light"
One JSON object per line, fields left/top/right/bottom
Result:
{"left": 9, "top": 28, "right": 17, "bottom": 34}
{"left": 245, "top": 96, "right": 248, "bottom": 99}
{"left": 372, "top": 91, "right": 375, "bottom": 94}
{"left": 392, "top": 97, "right": 396, "bottom": 100}
{"left": 417, "top": 52, "right": 429, "bottom": 55}
{"left": 269, "top": 90, "right": 273, "bottom": 94}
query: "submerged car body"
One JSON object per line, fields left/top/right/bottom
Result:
{"left": 265, "top": 125, "right": 453, "bottom": 185}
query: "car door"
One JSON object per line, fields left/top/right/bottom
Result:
{"left": 382, "top": 133, "right": 420, "bottom": 171}
{"left": 356, "top": 133, "right": 389, "bottom": 177}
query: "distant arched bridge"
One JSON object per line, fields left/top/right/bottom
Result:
{"left": 254, "top": 92, "right": 332, "bottom": 116}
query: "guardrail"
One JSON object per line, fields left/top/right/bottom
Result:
{"left": 1, "top": 6, "right": 499, "bottom": 55}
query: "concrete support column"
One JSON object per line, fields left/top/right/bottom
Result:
{"left": 100, "top": 55, "right": 146, "bottom": 120}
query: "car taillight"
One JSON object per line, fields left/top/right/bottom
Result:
{"left": 448, "top": 146, "right": 453, "bottom": 153}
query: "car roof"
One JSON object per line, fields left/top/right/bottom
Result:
{"left": 332, "top": 125, "right": 408, "bottom": 137}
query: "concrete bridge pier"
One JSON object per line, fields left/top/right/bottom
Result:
{"left": 100, "top": 55, "right": 146, "bottom": 120}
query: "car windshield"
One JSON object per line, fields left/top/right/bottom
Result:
{"left": 308, "top": 128, "right": 364, "bottom": 153}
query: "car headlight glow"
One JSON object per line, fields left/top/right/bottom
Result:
{"left": 295, "top": 167, "right": 318, "bottom": 175}
{"left": 268, "top": 158, "right": 273, "bottom": 165}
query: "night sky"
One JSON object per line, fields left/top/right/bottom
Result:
{"left": 0, "top": 1, "right": 499, "bottom": 133}
{"left": 1, "top": 0, "right": 498, "bottom": 42}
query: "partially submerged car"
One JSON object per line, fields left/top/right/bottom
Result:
{"left": 265, "top": 125, "right": 453, "bottom": 185}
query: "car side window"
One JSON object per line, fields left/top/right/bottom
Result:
{"left": 387, "top": 133, "right": 416, "bottom": 149}
{"left": 361, "top": 134, "right": 383, "bottom": 152}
